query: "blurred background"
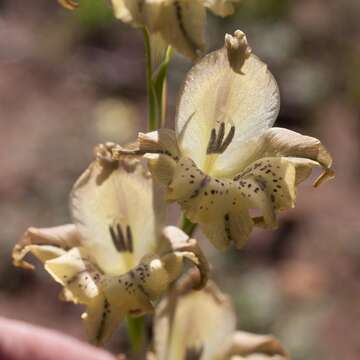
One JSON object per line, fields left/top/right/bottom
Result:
{"left": 0, "top": 0, "right": 359, "bottom": 359}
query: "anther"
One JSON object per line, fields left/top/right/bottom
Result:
{"left": 206, "top": 128, "right": 217, "bottom": 154}
{"left": 109, "top": 224, "right": 126, "bottom": 252}
{"left": 206, "top": 123, "right": 235, "bottom": 154}
{"left": 126, "top": 225, "right": 133, "bottom": 253}
{"left": 219, "top": 125, "right": 235, "bottom": 153}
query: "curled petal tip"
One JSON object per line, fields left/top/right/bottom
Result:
{"left": 12, "top": 244, "right": 35, "bottom": 270}
{"left": 313, "top": 168, "right": 335, "bottom": 188}
{"left": 225, "top": 30, "right": 251, "bottom": 53}
{"left": 94, "top": 143, "right": 118, "bottom": 163}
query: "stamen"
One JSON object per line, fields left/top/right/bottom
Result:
{"left": 216, "top": 122, "right": 225, "bottom": 150}
{"left": 109, "top": 224, "right": 126, "bottom": 252}
{"left": 126, "top": 225, "right": 134, "bottom": 253}
{"left": 186, "top": 345, "right": 204, "bottom": 360}
{"left": 206, "top": 124, "right": 235, "bottom": 154}
{"left": 206, "top": 128, "right": 217, "bottom": 154}
{"left": 219, "top": 126, "right": 235, "bottom": 153}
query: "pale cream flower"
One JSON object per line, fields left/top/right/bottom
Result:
{"left": 58, "top": 0, "right": 242, "bottom": 60}
{"left": 12, "top": 145, "right": 208, "bottom": 345}
{"left": 150, "top": 274, "right": 288, "bottom": 360}
{"left": 113, "top": 30, "right": 334, "bottom": 250}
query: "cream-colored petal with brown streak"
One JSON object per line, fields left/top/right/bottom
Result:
{"left": 81, "top": 293, "right": 124, "bottom": 345}
{"left": 111, "top": 0, "right": 206, "bottom": 60}
{"left": 153, "top": 0, "right": 206, "bottom": 60}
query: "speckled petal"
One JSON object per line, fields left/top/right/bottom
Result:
{"left": 213, "top": 127, "right": 334, "bottom": 183}
{"left": 45, "top": 247, "right": 102, "bottom": 304}
{"left": 234, "top": 157, "right": 297, "bottom": 225}
{"left": 159, "top": 156, "right": 300, "bottom": 249}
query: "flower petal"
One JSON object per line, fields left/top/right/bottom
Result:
{"left": 86, "top": 241, "right": 207, "bottom": 344}
{"left": 204, "top": 0, "right": 241, "bottom": 17}
{"left": 159, "top": 225, "right": 209, "bottom": 289}
{"left": 70, "top": 151, "right": 165, "bottom": 275}
{"left": 13, "top": 245, "right": 66, "bottom": 271}
{"left": 225, "top": 331, "right": 288, "bottom": 359}
{"left": 42, "top": 248, "right": 129, "bottom": 344}
{"left": 152, "top": 0, "right": 206, "bottom": 60}
{"left": 82, "top": 294, "right": 127, "bottom": 345}
{"left": 157, "top": 156, "right": 298, "bottom": 249}
{"left": 154, "top": 281, "right": 236, "bottom": 360}
{"left": 111, "top": 0, "right": 206, "bottom": 60}
{"left": 213, "top": 127, "right": 334, "bottom": 183}
{"left": 39, "top": 247, "right": 156, "bottom": 345}
{"left": 110, "top": 0, "right": 149, "bottom": 27}
{"left": 45, "top": 247, "right": 102, "bottom": 304}
{"left": 176, "top": 30, "right": 279, "bottom": 172}
{"left": 234, "top": 157, "right": 297, "bottom": 225}
{"left": 112, "top": 129, "right": 180, "bottom": 187}
{"left": 12, "top": 224, "right": 80, "bottom": 270}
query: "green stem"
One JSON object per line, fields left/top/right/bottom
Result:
{"left": 126, "top": 316, "right": 145, "bottom": 354}
{"left": 180, "top": 214, "right": 197, "bottom": 237}
{"left": 143, "top": 28, "right": 158, "bottom": 131}
{"left": 143, "top": 28, "right": 173, "bottom": 130}
{"left": 153, "top": 46, "right": 173, "bottom": 128}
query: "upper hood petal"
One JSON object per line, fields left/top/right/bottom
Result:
{"left": 70, "top": 150, "right": 165, "bottom": 275}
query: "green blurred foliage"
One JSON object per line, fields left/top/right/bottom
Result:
{"left": 346, "top": 50, "right": 360, "bottom": 105}
{"left": 73, "top": 0, "right": 114, "bottom": 31}
{"left": 239, "top": 0, "right": 289, "bottom": 21}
